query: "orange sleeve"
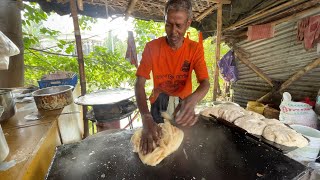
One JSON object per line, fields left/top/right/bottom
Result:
{"left": 194, "top": 43, "right": 209, "bottom": 82}
{"left": 136, "top": 43, "right": 152, "bottom": 79}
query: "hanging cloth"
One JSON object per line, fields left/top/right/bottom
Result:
{"left": 247, "top": 23, "right": 275, "bottom": 41}
{"left": 298, "top": 15, "right": 320, "bottom": 49}
{"left": 125, "top": 31, "right": 138, "bottom": 68}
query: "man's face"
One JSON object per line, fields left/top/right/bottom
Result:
{"left": 165, "top": 10, "right": 191, "bottom": 49}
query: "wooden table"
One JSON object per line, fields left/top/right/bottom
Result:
{"left": 0, "top": 86, "right": 83, "bottom": 180}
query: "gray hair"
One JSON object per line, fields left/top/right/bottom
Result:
{"left": 165, "top": 0, "right": 193, "bottom": 20}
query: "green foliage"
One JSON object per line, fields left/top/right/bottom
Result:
{"left": 22, "top": 2, "right": 135, "bottom": 92}
{"left": 79, "top": 16, "right": 97, "bottom": 31}
{"left": 133, "top": 19, "right": 164, "bottom": 53}
{"left": 84, "top": 47, "right": 136, "bottom": 91}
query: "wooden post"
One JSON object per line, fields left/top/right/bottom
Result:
{"left": 70, "top": 0, "right": 89, "bottom": 138}
{"left": 213, "top": 2, "right": 222, "bottom": 101}
{"left": 0, "top": 0, "right": 24, "bottom": 88}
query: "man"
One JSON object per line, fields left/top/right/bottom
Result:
{"left": 135, "top": 0, "right": 210, "bottom": 155}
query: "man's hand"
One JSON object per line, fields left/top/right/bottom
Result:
{"left": 175, "top": 79, "right": 210, "bottom": 126}
{"left": 175, "top": 96, "right": 198, "bottom": 126}
{"left": 140, "top": 114, "right": 162, "bottom": 155}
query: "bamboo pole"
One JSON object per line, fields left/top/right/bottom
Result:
{"left": 234, "top": 49, "right": 274, "bottom": 87}
{"left": 125, "top": 0, "right": 139, "bottom": 20}
{"left": 70, "top": 0, "right": 89, "bottom": 138}
{"left": 258, "top": 57, "right": 320, "bottom": 102}
{"left": 195, "top": 4, "right": 218, "bottom": 22}
{"left": 224, "top": 0, "right": 306, "bottom": 31}
{"left": 213, "top": 2, "right": 222, "bottom": 101}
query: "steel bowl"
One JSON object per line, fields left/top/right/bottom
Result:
{"left": 32, "top": 85, "right": 74, "bottom": 110}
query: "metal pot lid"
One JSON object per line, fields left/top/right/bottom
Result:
{"left": 74, "top": 88, "right": 134, "bottom": 105}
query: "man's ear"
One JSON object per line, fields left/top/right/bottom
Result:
{"left": 186, "top": 19, "right": 192, "bottom": 27}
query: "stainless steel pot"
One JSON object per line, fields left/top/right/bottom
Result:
{"left": 32, "top": 85, "right": 74, "bottom": 110}
{"left": 0, "top": 89, "right": 16, "bottom": 122}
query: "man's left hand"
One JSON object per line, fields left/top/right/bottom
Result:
{"left": 175, "top": 96, "right": 198, "bottom": 126}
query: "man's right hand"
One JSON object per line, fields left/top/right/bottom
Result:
{"left": 140, "top": 114, "right": 162, "bottom": 155}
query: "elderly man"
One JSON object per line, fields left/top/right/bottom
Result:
{"left": 135, "top": 0, "right": 210, "bottom": 154}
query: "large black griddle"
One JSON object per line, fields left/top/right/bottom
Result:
{"left": 46, "top": 118, "right": 309, "bottom": 180}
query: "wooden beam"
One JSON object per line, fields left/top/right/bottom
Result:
{"left": 234, "top": 49, "right": 274, "bottom": 87}
{"left": 195, "top": 4, "right": 218, "bottom": 22}
{"left": 224, "top": 0, "right": 306, "bottom": 31}
{"left": 70, "top": 0, "right": 89, "bottom": 138}
{"left": 258, "top": 57, "right": 320, "bottom": 102}
{"left": 125, "top": 0, "right": 139, "bottom": 20}
{"left": 213, "top": 2, "right": 222, "bottom": 101}
{"left": 208, "top": 0, "right": 231, "bottom": 4}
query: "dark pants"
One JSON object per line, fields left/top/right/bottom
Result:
{"left": 150, "top": 93, "right": 169, "bottom": 124}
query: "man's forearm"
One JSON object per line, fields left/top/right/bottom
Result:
{"left": 189, "top": 79, "right": 210, "bottom": 104}
{"left": 135, "top": 78, "right": 150, "bottom": 115}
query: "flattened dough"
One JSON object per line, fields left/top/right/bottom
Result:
{"left": 262, "top": 125, "right": 308, "bottom": 148}
{"left": 200, "top": 104, "right": 245, "bottom": 122}
{"left": 245, "top": 111, "right": 265, "bottom": 119}
{"left": 262, "top": 118, "right": 285, "bottom": 126}
{"left": 131, "top": 121, "right": 184, "bottom": 166}
{"left": 234, "top": 116, "right": 267, "bottom": 135}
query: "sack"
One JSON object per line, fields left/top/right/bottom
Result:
{"left": 218, "top": 50, "right": 238, "bottom": 82}
{"left": 0, "top": 31, "right": 20, "bottom": 57}
{"left": 279, "top": 92, "right": 318, "bottom": 128}
{"left": 0, "top": 56, "right": 9, "bottom": 70}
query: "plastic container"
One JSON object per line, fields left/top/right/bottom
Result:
{"left": 38, "top": 73, "right": 77, "bottom": 89}
{"left": 246, "top": 101, "right": 265, "bottom": 114}
{"left": 288, "top": 125, "right": 320, "bottom": 162}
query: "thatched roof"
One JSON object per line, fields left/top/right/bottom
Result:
{"left": 25, "top": 0, "right": 319, "bottom": 39}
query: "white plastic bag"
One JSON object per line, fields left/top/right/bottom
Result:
{"left": 279, "top": 92, "right": 318, "bottom": 128}
{"left": 0, "top": 56, "right": 9, "bottom": 70}
{"left": 0, "top": 31, "right": 20, "bottom": 56}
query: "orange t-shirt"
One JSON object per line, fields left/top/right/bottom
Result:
{"left": 136, "top": 36, "right": 209, "bottom": 103}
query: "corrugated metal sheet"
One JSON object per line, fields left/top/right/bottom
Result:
{"left": 232, "top": 20, "right": 320, "bottom": 108}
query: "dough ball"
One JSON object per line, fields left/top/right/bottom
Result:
{"left": 262, "top": 118, "right": 285, "bottom": 126}
{"left": 234, "top": 116, "right": 267, "bottom": 135}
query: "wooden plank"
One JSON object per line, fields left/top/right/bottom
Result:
{"left": 234, "top": 49, "right": 274, "bottom": 87}
{"left": 70, "top": 0, "right": 89, "bottom": 138}
{"left": 213, "top": 2, "right": 222, "bottom": 101}
{"left": 125, "top": 0, "right": 139, "bottom": 20}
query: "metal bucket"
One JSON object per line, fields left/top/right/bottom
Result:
{"left": 0, "top": 89, "right": 16, "bottom": 122}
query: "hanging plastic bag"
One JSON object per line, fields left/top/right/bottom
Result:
{"left": 218, "top": 50, "right": 238, "bottom": 82}
{"left": 279, "top": 92, "right": 318, "bottom": 128}
{"left": 0, "top": 31, "right": 20, "bottom": 56}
